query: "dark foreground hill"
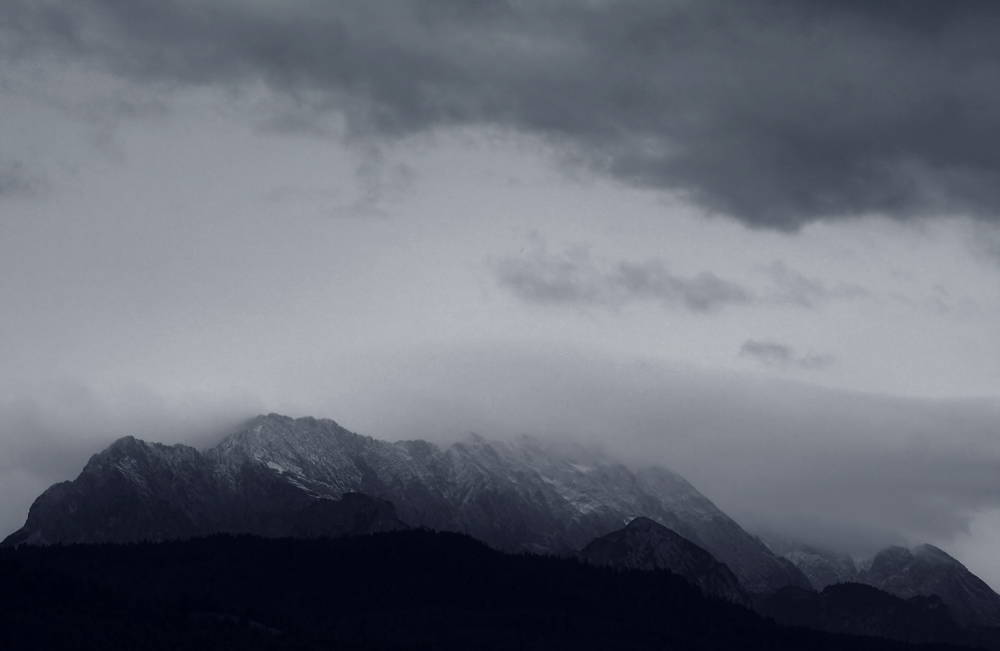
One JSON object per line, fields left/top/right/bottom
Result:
{"left": 0, "top": 529, "right": 972, "bottom": 651}
{"left": 757, "top": 583, "right": 1000, "bottom": 650}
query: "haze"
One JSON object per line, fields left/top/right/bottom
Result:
{"left": 2, "top": 1, "right": 999, "bottom": 588}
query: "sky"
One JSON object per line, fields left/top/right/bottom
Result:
{"left": 2, "top": 0, "right": 1000, "bottom": 587}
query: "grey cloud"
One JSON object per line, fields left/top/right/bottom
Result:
{"left": 5, "top": 1, "right": 1000, "bottom": 228}
{"left": 498, "top": 246, "right": 872, "bottom": 314}
{"left": 888, "top": 284, "right": 984, "bottom": 318}
{"left": 343, "top": 147, "right": 416, "bottom": 216}
{"left": 741, "top": 340, "right": 834, "bottom": 370}
{"left": 764, "top": 261, "right": 870, "bottom": 307}
{"left": 0, "top": 159, "right": 44, "bottom": 198}
{"left": 495, "top": 246, "right": 752, "bottom": 312}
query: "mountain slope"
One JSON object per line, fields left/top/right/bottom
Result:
{"left": 859, "top": 545, "right": 1000, "bottom": 628}
{"left": 2, "top": 434, "right": 406, "bottom": 546}
{"left": 4, "top": 413, "right": 808, "bottom": 593}
{"left": 771, "top": 538, "right": 1000, "bottom": 630}
{"left": 579, "top": 516, "right": 751, "bottom": 606}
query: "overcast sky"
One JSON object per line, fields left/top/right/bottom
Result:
{"left": 2, "top": 0, "right": 1000, "bottom": 587}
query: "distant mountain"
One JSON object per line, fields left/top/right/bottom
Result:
{"left": 3, "top": 413, "right": 808, "bottom": 594}
{"left": 782, "top": 545, "right": 858, "bottom": 590}
{"left": 579, "top": 516, "right": 751, "bottom": 606}
{"left": 770, "top": 538, "right": 1000, "bottom": 630}
{"left": 859, "top": 545, "right": 1000, "bottom": 628}
{"left": 759, "top": 538, "right": 859, "bottom": 591}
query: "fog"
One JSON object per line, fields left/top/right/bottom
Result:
{"left": 6, "top": 348, "right": 998, "bottom": 578}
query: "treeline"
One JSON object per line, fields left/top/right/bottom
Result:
{"left": 0, "top": 530, "right": 973, "bottom": 650}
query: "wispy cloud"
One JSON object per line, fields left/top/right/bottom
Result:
{"left": 495, "top": 246, "right": 752, "bottom": 313}
{"left": 496, "top": 246, "right": 873, "bottom": 316}
{"left": 763, "top": 261, "right": 870, "bottom": 308}
{"left": 0, "top": 159, "right": 44, "bottom": 199}
{"left": 740, "top": 340, "right": 834, "bottom": 370}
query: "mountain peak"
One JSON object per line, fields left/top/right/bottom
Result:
{"left": 624, "top": 516, "right": 661, "bottom": 532}
{"left": 861, "top": 543, "right": 1000, "bottom": 627}
{"left": 913, "top": 544, "right": 963, "bottom": 566}
{"left": 581, "top": 516, "right": 751, "bottom": 606}
{"left": 5, "top": 412, "right": 810, "bottom": 594}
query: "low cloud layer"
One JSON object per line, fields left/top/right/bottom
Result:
{"left": 495, "top": 247, "right": 751, "bottom": 312}
{"left": 4, "top": 1, "right": 1000, "bottom": 228}
{"left": 334, "top": 346, "right": 1000, "bottom": 562}
{"left": 741, "top": 340, "right": 834, "bottom": 370}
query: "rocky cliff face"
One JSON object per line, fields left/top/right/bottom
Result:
{"left": 579, "top": 517, "right": 751, "bottom": 606}
{"left": 4, "top": 413, "right": 808, "bottom": 594}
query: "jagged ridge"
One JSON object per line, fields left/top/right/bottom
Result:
{"left": 3, "top": 413, "right": 808, "bottom": 594}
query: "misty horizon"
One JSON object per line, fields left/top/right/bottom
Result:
{"left": 2, "top": 0, "right": 1000, "bottom": 596}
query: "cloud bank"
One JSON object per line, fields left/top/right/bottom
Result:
{"left": 2, "top": 348, "right": 998, "bottom": 566}
{"left": 5, "top": 1, "right": 1000, "bottom": 228}
{"left": 337, "top": 346, "right": 1000, "bottom": 559}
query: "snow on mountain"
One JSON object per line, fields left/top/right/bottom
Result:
{"left": 3, "top": 413, "right": 809, "bottom": 594}
{"left": 767, "top": 535, "right": 1000, "bottom": 629}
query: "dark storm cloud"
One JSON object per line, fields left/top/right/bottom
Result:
{"left": 6, "top": 0, "right": 1000, "bottom": 228}
{"left": 740, "top": 340, "right": 834, "bottom": 370}
{"left": 495, "top": 246, "right": 752, "bottom": 312}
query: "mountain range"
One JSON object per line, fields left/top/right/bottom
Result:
{"left": 4, "top": 413, "right": 808, "bottom": 594}
{"left": 5, "top": 412, "right": 1000, "bottom": 645}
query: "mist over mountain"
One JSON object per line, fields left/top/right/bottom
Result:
{"left": 861, "top": 545, "right": 1000, "bottom": 628}
{"left": 6, "top": 412, "right": 809, "bottom": 594}
{"left": 8, "top": 410, "right": 1000, "bottom": 649}
{"left": 757, "top": 535, "right": 1000, "bottom": 632}
{"left": 10, "top": 401, "right": 999, "bottom": 651}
